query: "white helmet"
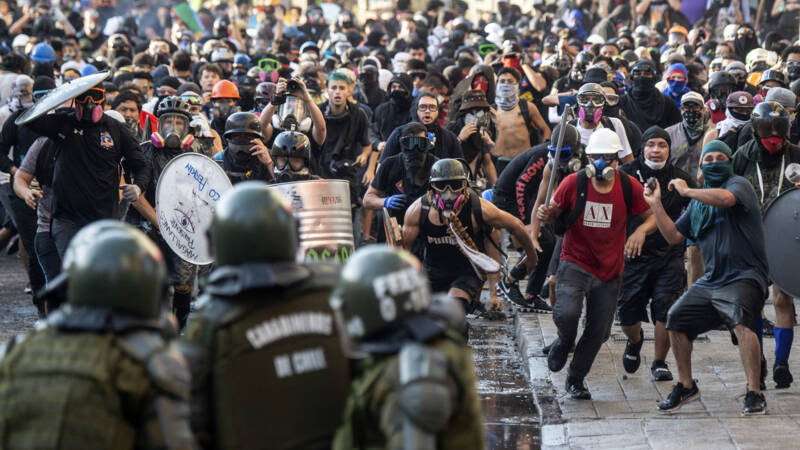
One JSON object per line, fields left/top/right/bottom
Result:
{"left": 12, "top": 34, "right": 29, "bottom": 50}
{"left": 723, "top": 24, "right": 738, "bottom": 42}
{"left": 378, "top": 69, "right": 393, "bottom": 91}
{"left": 586, "top": 128, "right": 622, "bottom": 155}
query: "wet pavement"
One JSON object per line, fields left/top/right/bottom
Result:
{"left": 470, "top": 316, "right": 541, "bottom": 449}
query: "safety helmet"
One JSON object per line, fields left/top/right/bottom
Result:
{"left": 271, "top": 131, "right": 311, "bottom": 182}
{"left": 548, "top": 123, "right": 582, "bottom": 170}
{"left": 254, "top": 82, "right": 275, "bottom": 102}
{"left": 746, "top": 48, "right": 778, "bottom": 73}
{"left": 751, "top": 101, "right": 789, "bottom": 139}
{"left": 585, "top": 128, "right": 623, "bottom": 155}
{"left": 156, "top": 95, "right": 193, "bottom": 119}
{"left": 65, "top": 220, "right": 167, "bottom": 319}
{"left": 429, "top": 159, "right": 469, "bottom": 212}
{"left": 30, "top": 42, "right": 55, "bottom": 63}
{"left": 211, "top": 46, "right": 235, "bottom": 64}
{"left": 759, "top": 69, "right": 787, "bottom": 87}
{"left": 233, "top": 53, "right": 251, "bottom": 67}
{"left": 329, "top": 245, "right": 431, "bottom": 354}
{"left": 211, "top": 79, "right": 240, "bottom": 100}
{"left": 209, "top": 181, "right": 298, "bottom": 265}
{"left": 224, "top": 112, "right": 262, "bottom": 139}
{"left": 152, "top": 96, "right": 195, "bottom": 150}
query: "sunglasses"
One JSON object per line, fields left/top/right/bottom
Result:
{"left": 75, "top": 88, "right": 105, "bottom": 104}
{"left": 431, "top": 179, "right": 466, "bottom": 192}
{"left": 258, "top": 58, "right": 281, "bottom": 72}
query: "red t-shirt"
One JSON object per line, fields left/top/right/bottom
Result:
{"left": 553, "top": 172, "right": 650, "bottom": 281}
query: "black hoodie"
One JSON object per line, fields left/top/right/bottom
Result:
{"left": 369, "top": 74, "right": 413, "bottom": 147}
{"left": 378, "top": 94, "right": 464, "bottom": 163}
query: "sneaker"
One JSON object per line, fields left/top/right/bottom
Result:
{"left": 565, "top": 377, "right": 591, "bottom": 400}
{"left": 774, "top": 360, "right": 793, "bottom": 389}
{"left": 529, "top": 295, "right": 552, "bottom": 313}
{"left": 657, "top": 381, "right": 699, "bottom": 412}
{"left": 742, "top": 390, "right": 767, "bottom": 415}
{"left": 498, "top": 277, "right": 531, "bottom": 310}
{"left": 547, "top": 338, "right": 569, "bottom": 372}
{"left": 24, "top": 282, "right": 32, "bottom": 294}
{"left": 623, "top": 329, "right": 644, "bottom": 374}
{"left": 760, "top": 357, "right": 768, "bottom": 391}
{"left": 763, "top": 318, "right": 775, "bottom": 337}
{"left": 651, "top": 360, "right": 673, "bottom": 381}
{"left": 539, "top": 282, "right": 549, "bottom": 299}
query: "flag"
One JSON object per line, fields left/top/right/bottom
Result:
{"left": 172, "top": 2, "right": 203, "bottom": 33}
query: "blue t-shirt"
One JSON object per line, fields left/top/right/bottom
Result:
{"left": 675, "top": 175, "right": 769, "bottom": 294}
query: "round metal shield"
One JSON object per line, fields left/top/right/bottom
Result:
{"left": 763, "top": 187, "right": 800, "bottom": 298}
{"left": 155, "top": 153, "right": 232, "bottom": 264}
{"left": 15, "top": 71, "right": 111, "bottom": 126}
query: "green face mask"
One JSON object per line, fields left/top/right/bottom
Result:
{"left": 700, "top": 160, "right": 733, "bottom": 187}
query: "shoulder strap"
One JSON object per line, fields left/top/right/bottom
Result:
{"left": 420, "top": 194, "right": 431, "bottom": 230}
{"left": 618, "top": 169, "right": 632, "bottom": 212}
{"left": 518, "top": 101, "right": 538, "bottom": 146}
{"left": 563, "top": 170, "right": 589, "bottom": 229}
{"left": 600, "top": 116, "right": 614, "bottom": 130}
{"left": 469, "top": 189, "right": 485, "bottom": 236}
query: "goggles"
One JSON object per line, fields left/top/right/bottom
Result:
{"left": 577, "top": 92, "right": 605, "bottom": 107}
{"left": 400, "top": 135, "right": 431, "bottom": 151}
{"left": 258, "top": 58, "right": 281, "bottom": 72}
{"left": 478, "top": 43, "right": 498, "bottom": 56}
{"left": 431, "top": 179, "right": 466, "bottom": 193}
{"left": 75, "top": 87, "right": 105, "bottom": 104}
{"left": 32, "top": 89, "right": 51, "bottom": 102}
{"left": 548, "top": 145, "right": 573, "bottom": 162}
{"left": 631, "top": 68, "right": 655, "bottom": 78}
{"left": 604, "top": 93, "right": 619, "bottom": 106}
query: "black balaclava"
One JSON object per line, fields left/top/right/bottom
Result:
{"left": 401, "top": 139, "right": 430, "bottom": 197}
{"left": 357, "top": 67, "right": 382, "bottom": 108}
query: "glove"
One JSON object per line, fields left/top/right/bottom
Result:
{"left": 383, "top": 194, "right": 408, "bottom": 211}
{"left": 190, "top": 114, "right": 213, "bottom": 138}
{"left": 120, "top": 184, "right": 142, "bottom": 202}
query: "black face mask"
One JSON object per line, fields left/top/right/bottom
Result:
{"left": 682, "top": 109, "right": 704, "bottom": 130}
{"left": 390, "top": 89, "right": 410, "bottom": 104}
{"left": 632, "top": 76, "right": 654, "bottom": 92}
{"left": 229, "top": 140, "right": 253, "bottom": 166}
{"left": 604, "top": 104, "right": 620, "bottom": 118}
{"left": 402, "top": 149, "right": 428, "bottom": 194}
{"left": 729, "top": 110, "right": 750, "bottom": 121}
{"left": 787, "top": 64, "right": 800, "bottom": 82}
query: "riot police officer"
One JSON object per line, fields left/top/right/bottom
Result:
{"left": 0, "top": 220, "right": 195, "bottom": 449}
{"left": 330, "top": 245, "right": 484, "bottom": 450}
{"left": 217, "top": 112, "right": 274, "bottom": 183}
{"left": 179, "top": 182, "right": 350, "bottom": 449}
{"left": 269, "top": 130, "right": 319, "bottom": 183}
{"left": 126, "top": 95, "right": 199, "bottom": 329}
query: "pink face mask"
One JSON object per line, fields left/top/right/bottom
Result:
{"left": 76, "top": 103, "right": 103, "bottom": 123}
{"left": 579, "top": 106, "right": 603, "bottom": 123}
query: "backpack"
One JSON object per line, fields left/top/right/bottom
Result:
{"left": 553, "top": 169, "right": 632, "bottom": 235}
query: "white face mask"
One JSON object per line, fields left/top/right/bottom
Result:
{"left": 644, "top": 158, "right": 666, "bottom": 171}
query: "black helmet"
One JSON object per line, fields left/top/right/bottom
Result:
{"left": 209, "top": 181, "right": 298, "bottom": 265}
{"left": 751, "top": 101, "right": 789, "bottom": 139}
{"left": 429, "top": 159, "right": 469, "bottom": 211}
{"left": 430, "top": 158, "right": 468, "bottom": 184}
{"left": 329, "top": 245, "right": 432, "bottom": 355}
{"left": 271, "top": 131, "right": 312, "bottom": 182}
{"left": 65, "top": 220, "right": 167, "bottom": 319}
{"left": 759, "top": 69, "right": 787, "bottom": 87}
{"left": 156, "top": 95, "right": 193, "bottom": 119}
{"left": 224, "top": 111, "right": 262, "bottom": 139}
{"left": 709, "top": 70, "right": 737, "bottom": 89}
{"left": 571, "top": 51, "right": 593, "bottom": 81}
{"left": 255, "top": 82, "right": 276, "bottom": 101}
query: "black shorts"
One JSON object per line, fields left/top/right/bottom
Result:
{"left": 430, "top": 273, "right": 483, "bottom": 302}
{"left": 618, "top": 254, "right": 686, "bottom": 326}
{"left": 666, "top": 279, "right": 765, "bottom": 341}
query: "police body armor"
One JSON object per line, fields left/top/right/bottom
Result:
{"left": 333, "top": 329, "right": 484, "bottom": 450}
{"left": 182, "top": 263, "right": 350, "bottom": 449}
{"left": 0, "top": 307, "right": 192, "bottom": 450}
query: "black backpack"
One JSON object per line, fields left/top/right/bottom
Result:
{"left": 518, "top": 100, "right": 540, "bottom": 146}
{"left": 553, "top": 169, "right": 632, "bottom": 235}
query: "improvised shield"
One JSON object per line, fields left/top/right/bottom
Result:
{"left": 268, "top": 179, "right": 354, "bottom": 263}
{"left": 763, "top": 187, "right": 800, "bottom": 298}
{"left": 382, "top": 207, "right": 403, "bottom": 248}
{"left": 15, "top": 71, "right": 111, "bottom": 126}
{"left": 155, "top": 152, "right": 232, "bottom": 264}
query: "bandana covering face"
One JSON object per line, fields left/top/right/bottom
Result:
{"left": 495, "top": 83, "right": 519, "bottom": 111}
{"left": 716, "top": 108, "right": 750, "bottom": 137}
{"left": 689, "top": 141, "right": 734, "bottom": 240}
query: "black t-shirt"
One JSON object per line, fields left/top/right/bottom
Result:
{"left": 492, "top": 145, "right": 549, "bottom": 222}
{"left": 76, "top": 30, "right": 107, "bottom": 52}
{"left": 24, "top": 112, "right": 151, "bottom": 224}
{"left": 317, "top": 102, "right": 370, "bottom": 180}
{"left": 0, "top": 108, "right": 43, "bottom": 173}
{"left": 371, "top": 153, "right": 438, "bottom": 218}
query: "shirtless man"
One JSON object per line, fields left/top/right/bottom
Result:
{"left": 495, "top": 68, "right": 551, "bottom": 175}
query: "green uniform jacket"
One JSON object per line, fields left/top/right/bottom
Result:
{"left": 333, "top": 329, "right": 484, "bottom": 450}
{"left": 181, "top": 263, "right": 350, "bottom": 450}
{"left": 0, "top": 325, "right": 195, "bottom": 450}
{"left": 733, "top": 139, "right": 800, "bottom": 213}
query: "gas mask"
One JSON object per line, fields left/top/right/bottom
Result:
{"left": 74, "top": 88, "right": 105, "bottom": 123}
{"left": 431, "top": 178, "right": 467, "bottom": 216}
{"left": 273, "top": 154, "right": 311, "bottom": 182}
{"left": 577, "top": 92, "right": 604, "bottom": 124}
{"left": 786, "top": 62, "right": 800, "bottom": 82}
{"left": 548, "top": 145, "right": 582, "bottom": 173}
{"left": 228, "top": 137, "right": 255, "bottom": 165}
{"left": 212, "top": 101, "right": 240, "bottom": 123}
{"left": 271, "top": 95, "right": 312, "bottom": 132}
{"left": 585, "top": 155, "right": 616, "bottom": 180}
{"left": 151, "top": 113, "right": 193, "bottom": 152}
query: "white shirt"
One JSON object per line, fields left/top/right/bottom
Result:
{"left": 576, "top": 117, "right": 633, "bottom": 160}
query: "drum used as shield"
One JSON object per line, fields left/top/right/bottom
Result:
{"left": 268, "top": 179, "right": 354, "bottom": 263}
{"left": 155, "top": 153, "right": 232, "bottom": 264}
{"left": 15, "top": 71, "right": 111, "bottom": 126}
{"left": 763, "top": 187, "right": 800, "bottom": 298}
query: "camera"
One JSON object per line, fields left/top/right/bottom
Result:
{"left": 287, "top": 79, "right": 301, "bottom": 92}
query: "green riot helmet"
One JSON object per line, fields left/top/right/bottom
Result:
{"left": 429, "top": 158, "right": 469, "bottom": 214}
{"left": 65, "top": 220, "right": 167, "bottom": 319}
{"left": 209, "top": 181, "right": 298, "bottom": 265}
{"left": 329, "top": 245, "right": 432, "bottom": 356}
